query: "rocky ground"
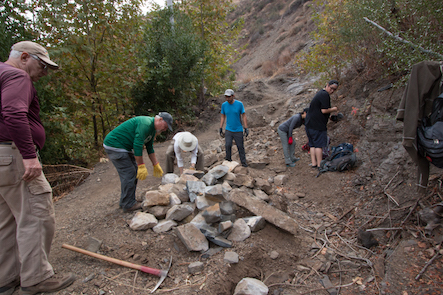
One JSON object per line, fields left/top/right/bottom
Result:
{"left": 15, "top": 0, "right": 443, "bottom": 294}
{"left": 28, "top": 74, "right": 443, "bottom": 295}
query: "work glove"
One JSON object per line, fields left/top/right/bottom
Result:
{"left": 219, "top": 128, "right": 225, "bottom": 137}
{"left": 244, "top": 128, "right": 249, "bottom": 138}
{"left": 153, "top": 163, "right": 164, "bottom": 178}
{"left": 136, "top": 164, "right": 148, "bottom": 180}
{"left": 288, "top": 137, "right": 293, "bottom": 145}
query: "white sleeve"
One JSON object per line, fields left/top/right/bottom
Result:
{"left": 174, "top": 139, "right": 184, "bottom": 167}
{"left": 190, "top": 144, "right": 198, "bottom": 164}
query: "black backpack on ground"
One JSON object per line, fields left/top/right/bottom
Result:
{"left": 317, "top": 143, "right": 357, "bottom": 177}
{"left": 417, "top": 92, "right": 443, "bottom": 168}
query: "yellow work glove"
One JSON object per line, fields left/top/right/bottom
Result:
{"left": 136, "top": 164, "right": 148, "bottom": 180}
{"left": 153, "top": 163, "right": 163, "bottom": 178}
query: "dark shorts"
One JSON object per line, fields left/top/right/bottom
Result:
{"left": 305, "top": 127, "right": 328, "bottom": 148}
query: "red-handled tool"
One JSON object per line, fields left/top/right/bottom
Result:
{"left": 62, "top": 243, "right": 171, "bottom": 293}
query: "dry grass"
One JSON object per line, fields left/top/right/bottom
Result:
{"left": 278, "top": 48, "right": 293, "bottom": 66}
{"left": 262, "top": 60, "right": 276, "bottom": 77}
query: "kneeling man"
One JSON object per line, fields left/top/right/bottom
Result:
{"left": 166, "top": 132, "right": 204, "bottom": 174}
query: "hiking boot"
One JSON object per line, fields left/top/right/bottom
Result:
{"left": 286, "top": 163, "right": 296, "bottom": 167}
{"left": 21, "top": 273, "right": 75, "bottom": 295}
{"left": 123, "top": 202, "right": 142, "bottom": 213}
{"left": 292, "top": 158, "right": 300, "bottom": 163}
{"left": 242, "top": 163, "right": 248, "bottom": 167}
{"left": 0, "top": 278, "right": 20, "bottom": 295}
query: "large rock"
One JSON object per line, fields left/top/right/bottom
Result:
{"left": 254, "top": 178, "right": 273, "bottom": 194}
{"left": 221, "top": 160, "right": 239, "bottom": 172}
{"left": 234, "top": 278, "right": 268, "bottom": 295}
{"left": 205, "top": 184, "right": 228, "bottom": 201}
{"left": 143, "top": 191, "right": 170, "bottom": 208}
{"left": 170, "top": 183, "right": 189, "bottom": 202}
{"left": 162, "top": 173, "right": 179, "bottom": 184}
{"left": 186, "top": 180, "right": 206, "bottom": 202}
{"left": 228, "top": 188, "right": 299, "bottom": 235}
{"left": 202, "top": 203, "right": 222, "bottom": 223}
{"left": 129, "top": 212, "right": 158, "bottom": 231}
{"left": 153, "top": 219, "right": 177, "bottom": 233}
{"left": 243, "top": 216, "right": 266, "bottom": 232}
{"left": 166, "top": 203, "right": 195, "bottom": 221}
{"left": 206, "top": 164, "right": 230, "bottom": 179}
{"left": 175, "top": 223, "right": 209, "bottom": 252}
{"left": 228, "top": 218, "right": 251, "bottom": 242}
{"left": 146, "top": 205, "right": 170, "bottom": 219}
{"left": 253, "top": 189, "right": 270, "bottom": 202}
{"left": 233, "top": 174, "right": 255, "bottom": 188}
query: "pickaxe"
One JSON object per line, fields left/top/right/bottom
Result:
{"left": 62, "top": 243, "right": 171, "bottom": 293}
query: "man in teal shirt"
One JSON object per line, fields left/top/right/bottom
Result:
{"left": 103, "top": 112, "right": 173, "bottom": 212}
{"left": 219, "top": 89, "right": 249, "bottom": 167}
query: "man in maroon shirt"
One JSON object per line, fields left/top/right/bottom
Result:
{"left": 0, "top": 41, "right": 75, "bottom": 295}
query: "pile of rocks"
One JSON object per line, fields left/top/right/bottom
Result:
{"left": 128, "top": 158, "right": 299, "bottom": 251}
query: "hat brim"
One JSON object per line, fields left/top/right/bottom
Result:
{"left": 178, "top": 134, "right": 197, "bottom": 152}
{"left": 38, "top": 55, "right": 59, "bottom": 69}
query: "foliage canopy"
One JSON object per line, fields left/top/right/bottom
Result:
{"left": 295, "top": 0, "right": 443, "bottom": 82}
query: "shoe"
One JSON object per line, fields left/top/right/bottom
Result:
{"left": 123, "top": 202, "right": 142, "bottom": 213}
{"left": 242, "top": 163, "right": 248, "bottom": 167}
{"left": 286, "top": 163, "right": 296, "bottom": 167}
{"left": 292, "top": 158, "right": 300, "bottom": 163}
{"left": 311, "top": 165, "right": 318, "bottom": 169}
{"left": 0, "top": 278, "right": 20, "bottom": 295}
{"left": 21, "top": 273, "right": 75, "bottom": 295}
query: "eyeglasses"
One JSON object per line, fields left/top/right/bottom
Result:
{"left": 30, "top": 54, "right": 48, "bottom": 70}
{"left": 225, "top": 95, "right": 232, "bottom": 98}
{"left": 329, "top": 85, "right": 338, "bottom": 91}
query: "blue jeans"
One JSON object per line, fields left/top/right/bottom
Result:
{"left": 225, "top": 130, "right": 247, "bottom": 165}
{"left": 104, "top": 149, "right": 138, "bottom": 209}
{"left": 277, "top": 128, "right": 296, "bottom": 164}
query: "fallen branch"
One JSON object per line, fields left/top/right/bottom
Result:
{"left": 363, "top": 17, "right": 443, "bottom": 59}
{"left": 366, "top": 227, "right": 403, "bottom": 232}
{"left": 384, "top": 170, "right": 400, "bottom": 206}
{"left": 415, "top": 252, "right": 441, "bottom": 281}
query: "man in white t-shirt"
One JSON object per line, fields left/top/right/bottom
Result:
{"left": 165, "top": 131, "right": 204, "bottom": 174}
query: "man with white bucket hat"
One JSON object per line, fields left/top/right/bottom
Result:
{"left": 166, "top": 131, "right": 204, "bottom": 174}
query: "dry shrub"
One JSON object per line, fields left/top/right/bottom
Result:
{"left": 238, "top": 73, "right": 252, "bottom": 84}
{"left": 290, "top": 24, "right": 303, "bottom": 36}
{"left": 262, "top": 60, "right": 276, "bottom": 77}
{"left": 278, "top": 48, "right": 293, "bottom": 66}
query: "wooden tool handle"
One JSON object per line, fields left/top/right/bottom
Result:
{"left": 62, "top": 243, "right": 163, "bottom": 277}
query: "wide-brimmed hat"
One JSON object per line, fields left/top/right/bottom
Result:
{"left": 12, "top": 41, "right": 59, "bottom": 69}
{"left": 178, "top": 132, "right": 197, "bottom": 152}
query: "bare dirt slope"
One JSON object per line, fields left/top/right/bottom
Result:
{"left": 20, "top": 0, "right": 443, "bottom": 294}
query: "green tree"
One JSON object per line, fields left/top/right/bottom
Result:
{"left": 295, "top": 0, "right": 443, "bottom": 81}
{"left": 33, "top": 0, "right": 143, "bottom": 163}
{"left": 132, "top": 7, "right": 208, "bottom": 123}
{"left": 179, "top": 0, "right": 243, "bottom": 96}
{"left": 0, "top": 0, "right": 34, "bottom": 60}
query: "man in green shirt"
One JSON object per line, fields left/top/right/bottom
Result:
{"left": 103, "top": 112, "right": 173, "bottom": 212}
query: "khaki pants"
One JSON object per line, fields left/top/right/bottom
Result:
{"left": 0, "top": 143, "right": 55, "bottom": 287}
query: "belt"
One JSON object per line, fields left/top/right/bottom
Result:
{"left": 0, "top": 142, "right": 12, "bottom": 145}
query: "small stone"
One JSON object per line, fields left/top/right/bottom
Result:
{"left": 224, "top": 251, "right": 239, "bottom": 263}
{"left": 269, "top": 250, "right": 279, "bottom": 259}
